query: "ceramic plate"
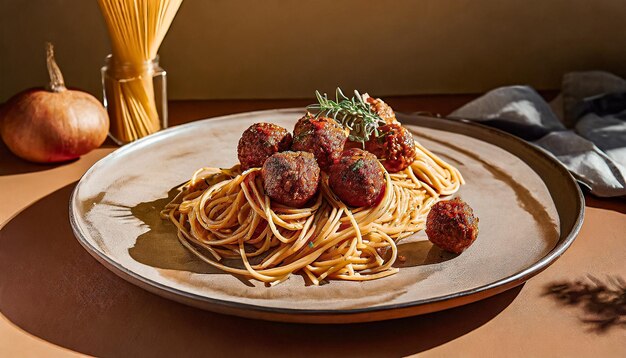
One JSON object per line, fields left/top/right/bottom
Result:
{"left": 69, "top": 109, "right": 584, "bottom": 323}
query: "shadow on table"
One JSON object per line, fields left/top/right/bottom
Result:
{"left": 0, "top": 138, "right": 119, "bottom": 176}
{"left": 584, "top": 193, "right": 626, "bottom": 214}
{"left": 0, "top": 183, "right": 522, "bottom": 357}
{"left": 0, "top": 140, "right": 73, "bottom": 175}
{"left": 544, "top": 276, "right": 626, "bottom": 333}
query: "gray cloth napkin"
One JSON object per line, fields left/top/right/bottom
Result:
{"left": 449, "top": 72, "right": 626, "bottom": 197}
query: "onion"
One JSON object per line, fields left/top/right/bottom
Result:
{"left": 0, "top": 43, "right": 109, "bottom": 163}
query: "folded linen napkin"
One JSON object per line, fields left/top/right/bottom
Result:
{"left": 449, "top": 72, "right": 626, "bottom": 197}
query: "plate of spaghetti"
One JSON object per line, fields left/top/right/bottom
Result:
{"left": 70, "top": 90, "right": 583, "bottom": 323}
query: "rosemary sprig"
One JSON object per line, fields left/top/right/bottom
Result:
{"left": 306, "top": 88, "right": 386, "bottom": 144}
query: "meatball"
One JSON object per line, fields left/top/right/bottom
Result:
{"left": 291, "top": 114, "right": 348, "bottom": 170}
{"left": 237, "top": 123, "right": 292, "bottom": 171}
{"left": 362, "top": 93, "right": 398, "bottom": 124}
{"left": 329, "top": 148, "right": 385, "bottom": 207}
{"left": 365, "top": 123, "right": 417, "bottom": 173}
{"left": 425, "top": 198, "right": 479, "bottom": 254}
{"left": 262, "top": 151, "right": 320, "bottom": 208}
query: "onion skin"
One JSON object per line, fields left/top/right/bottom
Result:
{"left": 0, "top": 89, "right": 109, "bottom": 163}
{"left": 0, "top": 43, "right": 109, "bottom": 163}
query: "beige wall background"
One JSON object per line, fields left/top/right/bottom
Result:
{"left": 1, "top": 0, "right": 626, "bottom": 102}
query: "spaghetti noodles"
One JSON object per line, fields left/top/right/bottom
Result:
{"left": 161, "top": 139, "right": 463, "bottom": 285}
{"left": 98, "top": 0, "right": 183, "bottom": 143}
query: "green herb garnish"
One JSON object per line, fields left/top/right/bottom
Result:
{"left": 306, "top": 88, "right": 386, "bottom": 144}
{"left": 293, "top": 129, "right": 313, "bottom": 143}
{"left": 350, "top": 158, "right": 365, "bottom": 172}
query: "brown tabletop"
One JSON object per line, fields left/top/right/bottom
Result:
{"left": 1, "top": 97, "right": 624, "bottom": 357}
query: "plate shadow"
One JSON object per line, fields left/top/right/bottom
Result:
{"left": 0, "top": 183, "right": 522, "bottom": 357}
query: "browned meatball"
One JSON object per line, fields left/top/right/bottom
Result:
{"left": 292, "top": 114, "right": 348, "bottom": 170}
{"left": 425, "top": 198, "right": 479, "bottom": 254}
{"left": 262, "top": 151, "right": 320, "bottom": 208}
{"left": 238, "top": 123, "right": 292, "bottom": 171}
{"left": 365, "top": 123, "right": 417, "bottom": 173}
{"left": 329, "top": 148, "right": 385, "bottom": 207}
{"left": 363, "top": 94, "right": 398, "bottom": 124}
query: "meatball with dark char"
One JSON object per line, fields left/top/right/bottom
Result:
{"left": 292, "top": 114, "right": 348, "bottom": 170}
{"left": 365, "top": 123, "right": 417, "bottom": 173}
{"left": 329, "top": 148, "right": 385, "bottom": 207}
{"left": 362, "top": 93, "right": 398, "bottom": 124}
{"left": 237, "top": 123, "right": 292, "bottom": 171}
{"left": 262, "top": 151, "right": 320, "bottom": 208}
{"left": 425, "top": 198, "right": 479, "bottom": 254}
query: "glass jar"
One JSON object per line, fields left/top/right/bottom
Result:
{"left": 101, "top": 55, "right": 168, "bottom": 145}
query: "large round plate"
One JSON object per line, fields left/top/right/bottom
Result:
{"left": 70, "top": 109, "right": 584, "bottom": 323}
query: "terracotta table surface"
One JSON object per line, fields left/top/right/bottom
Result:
{"left": 0, "top": 97, "right": 624, "bottom": 358}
